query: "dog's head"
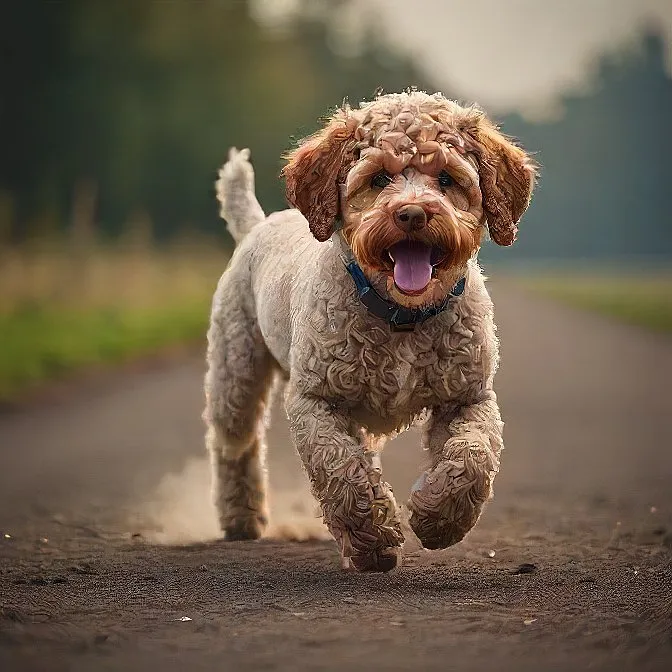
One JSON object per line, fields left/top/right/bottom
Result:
{"left": 282, "top": 91, "right": 536, "bottom": 308}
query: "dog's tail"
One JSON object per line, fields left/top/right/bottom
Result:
{"left": 215, "top": 148, "right": 266, "bottom": 244}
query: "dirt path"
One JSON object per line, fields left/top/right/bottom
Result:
{"left": 1, "top": 283, "right": 671, "bottom": 671}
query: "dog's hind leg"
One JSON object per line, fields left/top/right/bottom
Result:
{"left": 408, "top": 394, "right": 503, "bottom": 549}
{"left": 204, "top": 277, "right": 276, "bottom": 541}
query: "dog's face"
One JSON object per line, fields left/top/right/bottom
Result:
{"left": 283, "top": 92, "right": 536, "bottom": 308}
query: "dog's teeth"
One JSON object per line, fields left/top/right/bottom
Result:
{"left": 387, "top": 250, "right": 395, "bottom": 262}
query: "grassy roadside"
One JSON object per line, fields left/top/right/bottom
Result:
{"left": 2, "top": 239, "right": 669, "bottom": 403}
{"left": 0, "top": 240, "right": 227, "bottom": 402}
{"left": 515, "top": 272, "right": 672, "bottom": 334}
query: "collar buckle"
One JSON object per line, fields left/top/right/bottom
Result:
{"left": 390, "top": 321, "right": 417, "bottom": 333}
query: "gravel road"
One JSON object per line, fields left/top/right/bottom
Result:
{"left": 1, "top": 283, "right": 670, "bottom": 671}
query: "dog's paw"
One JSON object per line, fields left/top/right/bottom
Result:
{"left": 348, "top": 546, "right": 401, "bottom": 573}
{"left": 223, "top": 514, "right": 268, "bottom": 542}
{"left": 408, "top": 513, "right": 467, "bottom": 550}
{"left": 408, "top": 451, "right": 492, "bottom": 550}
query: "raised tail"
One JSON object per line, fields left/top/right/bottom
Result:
{"left": 215, "top": 148, "right": 266, "bottom": 244}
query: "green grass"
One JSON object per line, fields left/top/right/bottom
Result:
{"left": 2, "top": 237, "right": 668, "bottom": 403}
{"left": 0, "top": 303, "right": 212, "bottom": 401}
{"left": 517, "top": 273, "right": 672, "bottom": 334}
{"left": 0, "top": 240, "right": 226, "bottom": 402}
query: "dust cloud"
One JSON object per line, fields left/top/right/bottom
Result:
{"left": 137, "top": 456, "right": 329, "bottom": 545}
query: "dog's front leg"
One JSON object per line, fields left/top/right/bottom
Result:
{"left": 408, "top": 392, "right": 504, "bottom": 550}
{"left": 285, "top": 391, "right": 404, "bottom": 572}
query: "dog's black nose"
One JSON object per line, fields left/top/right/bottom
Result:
{"left": 393, "top": 205, "right": 427, "bottom": 233}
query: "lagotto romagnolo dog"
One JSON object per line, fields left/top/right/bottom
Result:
{"left": 204, "top": 90, "right": 536, "bottom": 572}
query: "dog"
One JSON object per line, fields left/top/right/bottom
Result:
{"left": 205, "top": 90, "right": 535, "bottom": 572}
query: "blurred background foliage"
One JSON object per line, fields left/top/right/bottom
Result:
{"left": 0, "top": 0, "right": 670, "bottom": 399}
{"left": 0, "top": 0, "right": 426, "bottom": 243}
{"left": 1, "top": 0, "right": 670, "bottom": 259}
{"left": 500, "top": 31, "right": 672, "bottom": 262}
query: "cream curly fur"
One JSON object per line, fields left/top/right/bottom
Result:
{"left": 204, "top": 91, "right": 534, "bottom": 572}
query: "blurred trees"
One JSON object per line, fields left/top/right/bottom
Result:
{"left": 0, "top": 0, "right": 427, "bottom": 243}
{"left": 1, "top": 2, "right": 670, "bottom": 259}
{"left": 489, "top": 29, "right": 672, "bottom": 262}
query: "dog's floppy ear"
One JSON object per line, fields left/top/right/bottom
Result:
{"left": 282, "top": 109, "right": 358, "bottom": 242}
{"left": 468, "top": 118, "right": 536, "bottom": 246}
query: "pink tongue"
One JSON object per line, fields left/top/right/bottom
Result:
{"left": 390, "top": 241, "right": 433, "bottom": 293}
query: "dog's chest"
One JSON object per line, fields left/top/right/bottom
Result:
{"left": 301, "top": 301, "right": 487, "bottom": 432}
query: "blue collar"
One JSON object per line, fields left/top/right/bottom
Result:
{"left": 344, "top": 259, "right": 465, "bottom": 332}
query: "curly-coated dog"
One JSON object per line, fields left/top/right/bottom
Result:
{"left": 205, "top": 90, "right": 536, "bottom": 572}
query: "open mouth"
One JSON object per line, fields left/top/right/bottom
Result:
{"left": 386, "top": 241, "right": 447, "bottom": 295}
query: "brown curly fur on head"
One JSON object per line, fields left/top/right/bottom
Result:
{"left": 464, "top": 118, "right": 536, "bottom": 246}
{"left": 282, "top": 91, "right": 536, "bottom": 274}
{"left": 281, "top": 111, "right": 359, "bottom": 242}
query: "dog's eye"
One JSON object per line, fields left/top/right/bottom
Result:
{"left": 438, "top": 171, "right": 454, "bottom": 189}
{"left": 371, "top": 172, "right": 393, "bottom": 189}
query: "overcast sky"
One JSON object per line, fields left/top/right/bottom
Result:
{"left": 366, "top": 0, "right": 672, "bottom": 117}
{"left": 252, "top": 0, "right": 672, "bottom": 119}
